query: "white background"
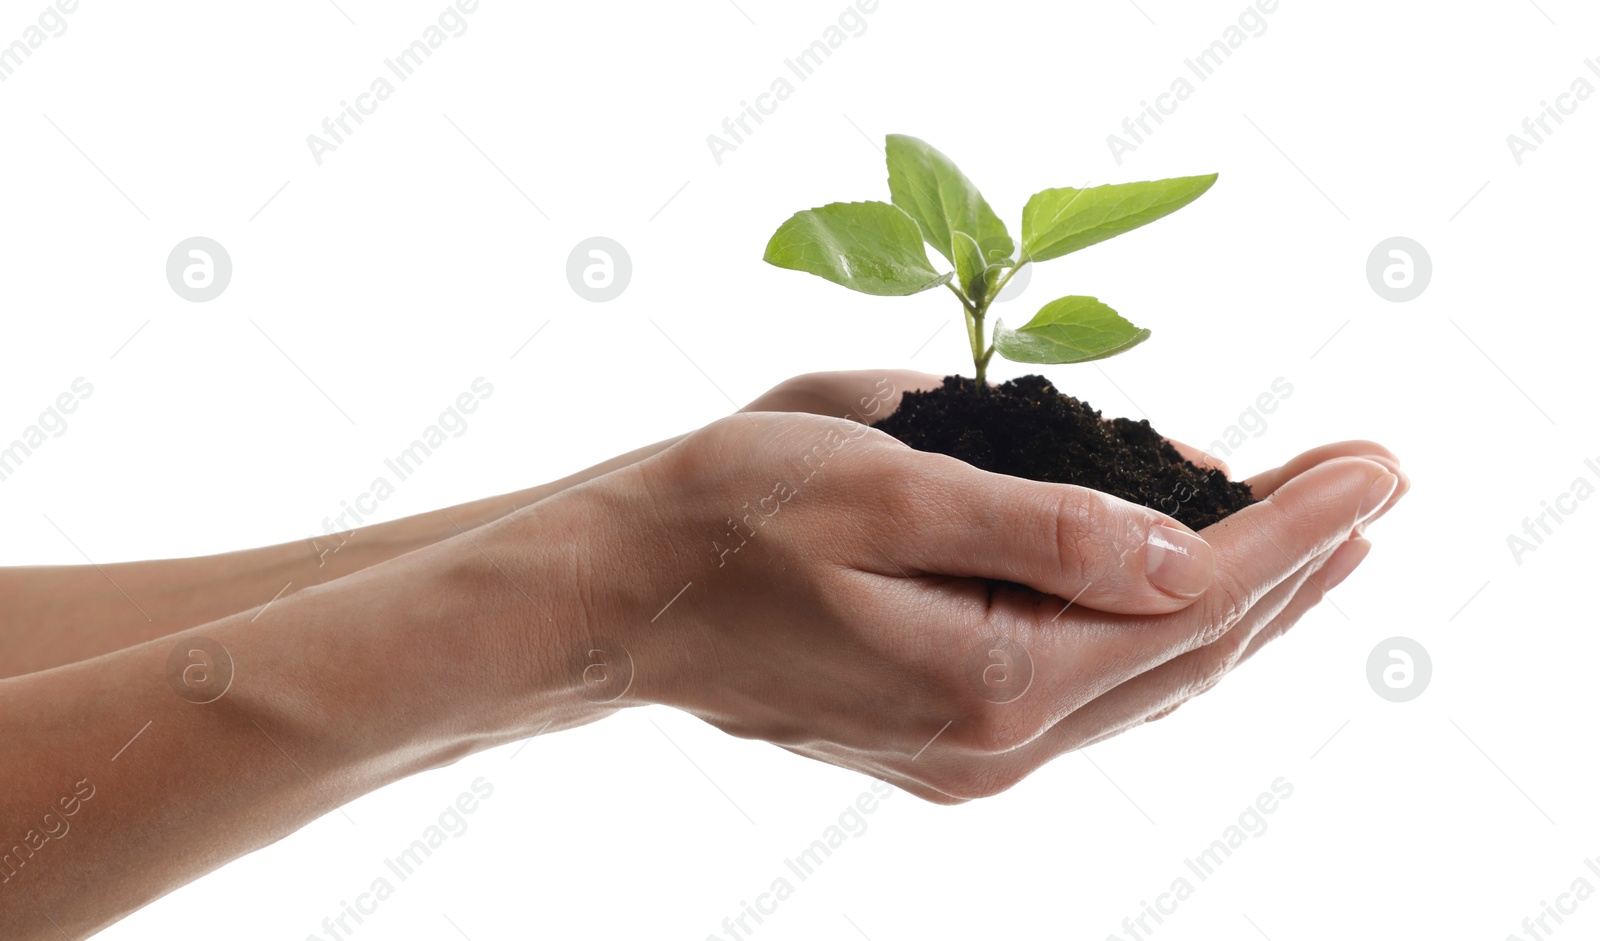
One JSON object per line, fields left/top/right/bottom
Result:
{"left": 2, "top": 0, "right": 1596, "bottom": 938}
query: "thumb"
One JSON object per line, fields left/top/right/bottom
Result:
{"left": 876, "top": 450, "right": 1215, "bottom": 615}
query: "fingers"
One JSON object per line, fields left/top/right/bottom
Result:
{"left": 1244, "top": 440, "right": 1408, "bottom": 506}
{"left": 1311, "top": 535, "right": 1371, "bottom": 595}
{"left": 866, "top": 449, "right": 1218, "bottom": 615}
{"left": 894, "top": 536, "right": 1373, "bottom": 797}
{"left": 1059, "top": 456, "right": 1396, "bottom": 692}
{"left": 1084, "top": 537, "right": 1372, "bottom": 751}
{"left": 1237, "top": 537, "right": 1371, "bottom": 666}
{"left": 741, "top": 370, "right": 945, "bottom": 420}
{"left": 1035, "top": 543, "right": 1342, "bottom": 753}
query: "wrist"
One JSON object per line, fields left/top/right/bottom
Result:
{"left": 486, "top": 467, "right": 704, "bottom": 715}
{"left": 445, "top": 489, "right": 626, "bottom": 733}
{"left": 260, "top": 515, "right": 606, "bottom": 779}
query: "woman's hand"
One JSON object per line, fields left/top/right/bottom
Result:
{"left": 543, "top": 408, "right": 1405, "bottom": 803}
{"left": 739, "top": 369, "right": 941, "bottom": 418}
{"left": 0, "top": 382, "right": 1406, "bottom": 940}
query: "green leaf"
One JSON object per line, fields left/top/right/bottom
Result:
{"left": 1020, "top": 174, "right": 1217, "bottom": 263}
{"left": 885, "top": 134, "right": 1014, "bottom": 267}
{"left": 763, "top": 201, "right": 953, "bottom": 296}
{"left": 992, "top": 296, "right": 1151, "bottom": 364}
{"left": 950, "top": 231, "right": 988, "bottom": 301}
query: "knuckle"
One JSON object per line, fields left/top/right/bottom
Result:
{"left": 791, "top": 414, "right": 894, "bottom": 475}
{"left": 1053, "top": 490, "right": 1115, "bottom": 590}
{"left": 674, "top": 412, "right": 782, "bottom": 481}
{"left": 1180, "top": 649, "right": 1234, "bottom": 698}
{"left": 839, "top": 444, "right": 925, "bottom": 513}
{"left": 1195, "top": 569, "right": 1254, "bottom": 647}
{"left": 767, "top": 373, "right": 814, "bottom": 401}
{"left": 1242, "top": 612, "right": 1304, "bottom": 663}
{"left": 866, "top": 460, "right": 929, "bottom": 524}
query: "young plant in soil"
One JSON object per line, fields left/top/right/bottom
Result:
{"left": 762, "top": 134, "right": 1257, "bottom": 529}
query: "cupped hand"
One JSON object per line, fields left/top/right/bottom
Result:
{"left": 567, "top": 406, "right": 1406, "bottom": 804}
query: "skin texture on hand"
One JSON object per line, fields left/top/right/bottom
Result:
{"left": 0, "top": 368, "right": 1407, "bottom": 937}
{"left": 550, "top": 379, "right": 1407, "bottom": 804}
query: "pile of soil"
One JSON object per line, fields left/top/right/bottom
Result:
{"left": 871, "top": 374, "right": 1257, "bottom": 530}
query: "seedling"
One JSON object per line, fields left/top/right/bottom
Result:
{"left": 763, "top": 135, "right": 1216, "bottom": 388}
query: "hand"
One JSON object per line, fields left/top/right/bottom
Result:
{"left": 558, "top": 408, "right": 1405, "bottom": 803}
{"left": 740, "top": 369, "right": 940, "bottom": 418}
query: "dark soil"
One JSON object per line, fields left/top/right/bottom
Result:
{"left": 871, "top": 374, "right": 1257, "bottom": 530}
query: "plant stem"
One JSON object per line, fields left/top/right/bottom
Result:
{"left": 943, "top": 279, "right": 977, "bottom": 314}
{"left": 946, "top": 281, "right": 978, "bottom": 355}
{"left": 945, "top": 280, "right": 988, "bottom": 390}
{"left": 945, "top": 259, "right": 1029, "bottom": 392}
{"left": 968, "top": 259, "right": 1027, "bottom": 391}
{"left": 972, "top": 309, "right": 987, "bottom": 388}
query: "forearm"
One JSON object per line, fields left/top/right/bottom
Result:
{"left": 0, "top": 433, "right": 686, "bottom": 679}
{"left": 0, "top": 497, "right": 598, "bottom": 939}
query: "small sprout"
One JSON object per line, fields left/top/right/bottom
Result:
{"left": 763, "top": 134, "right": 1216, "bottom": 388}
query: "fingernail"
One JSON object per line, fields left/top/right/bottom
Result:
{"left": 1360, "top": 455, "right": 1411, "bottom": 503}
{"left": 1359, "top": 471, "right": 1399, "bottom": 523}
{"left": 1145, "top": 524, "right": 1215, "bottom": 598}
{"left": 1319, "top": 537, "right": 1372, "bottom": 592}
